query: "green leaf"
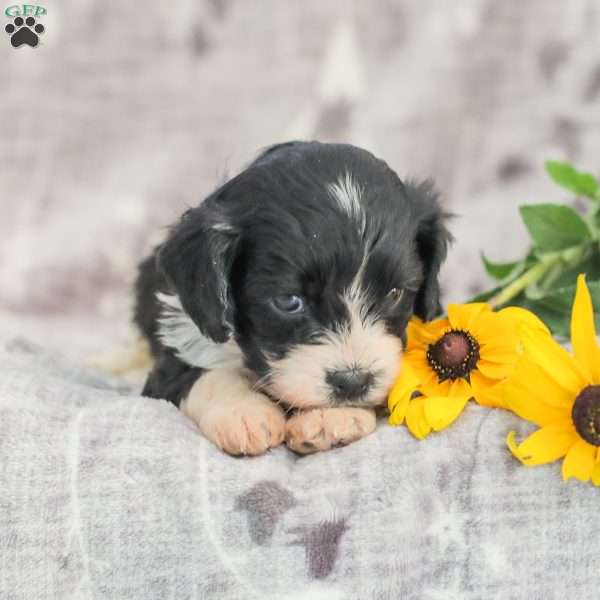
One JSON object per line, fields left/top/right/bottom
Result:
{"left": 472, "top": 251, "right": 537, "bottom": 303}
{"left": 591, "top": 202, "right": 600, "bottom": 233}
{"left": 481, "top": 255, "right": 519, "bottom": 280}
{"left": 545, "top": 160, "right": 599, "bottom": 200}
{"left": 520, "top": 204, "right": 591, "bottom": 252}
{"left": 536, "top": 280, "right": 600, "bottom": 312}
{"left": 517, "top": 277, "right": 600, "bottom": 337}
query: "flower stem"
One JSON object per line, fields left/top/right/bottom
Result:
{"left": 489, "top": 244, "right": 586, "bottom": 308}
{"left": 489, "top": 260, "right": 556, "bottom": 307}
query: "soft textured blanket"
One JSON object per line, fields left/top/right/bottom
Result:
{"left": 1, "top": 338, "right": 598, "bottom": 600}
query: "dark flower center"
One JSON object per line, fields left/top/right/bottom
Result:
{"left": 572, "top": 386, "right": 600, "bottom": 446}
{"left": 427, "top": 330, "right": 480, "bottom": 383}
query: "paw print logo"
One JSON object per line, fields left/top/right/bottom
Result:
{"left": 5, "top": 16, "right": 44, "bottom": 48}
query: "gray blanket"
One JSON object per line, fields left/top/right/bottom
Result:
{"left": 1, "top": 339, "right": 598, "bottom": 600}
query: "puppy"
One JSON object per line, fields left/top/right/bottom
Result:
{"left": 135, "top": 141, "right": 450, "bottom": 455}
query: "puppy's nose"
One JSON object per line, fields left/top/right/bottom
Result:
{"left": 326, "top": 369, "right": 374, "bottom": 400}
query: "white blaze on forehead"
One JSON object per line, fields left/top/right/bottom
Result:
{"left": 328, "top": 171, "right": 366, "bottom": 235}
{"left": 266, "top": 291, "right": 402, "bottom": 409}
{"left": 328, "top": 171, "right": 373, "bottom": 300}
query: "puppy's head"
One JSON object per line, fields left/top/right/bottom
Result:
{"left": 158, "top": 142, "right": 451, "bottom": 409}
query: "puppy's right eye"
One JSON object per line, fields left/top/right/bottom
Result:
{"left": 272, "top": 295, "right": 305, "bottom": 314}
{"left": 387, "top": 288, "right": 405, "bottom": 303}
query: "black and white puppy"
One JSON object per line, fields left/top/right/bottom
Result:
{"left": 135, "top": 141, "right": 450, "bottom": 455}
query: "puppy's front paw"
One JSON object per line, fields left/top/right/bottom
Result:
{"left": 209, "top": 397, "right": 286, "bottom": 456}
{"left": 285, "top": 407, "right": 376, "bottom": 454}
{"left": 183, "top": 370, "right": 286, "bottom": 456}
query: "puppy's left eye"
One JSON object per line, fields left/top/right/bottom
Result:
{"left": 272, "top": 294, "right": 305, "bottom": 314}
{"left": 387, "top": 288, "right": 405, "bottom": 304}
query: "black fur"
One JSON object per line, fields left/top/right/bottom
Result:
{"left": 135, "top": 141, "right": 451, "bottom": 406}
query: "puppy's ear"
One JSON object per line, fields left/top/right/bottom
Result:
{"left": 157, "top": 201, "right": 240, "bottom": 344}
{"left": 405, "top": 180, "right": 452, "bottom": 321}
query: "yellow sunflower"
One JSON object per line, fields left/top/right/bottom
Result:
{"left": 505, "top": 274, "right": 600, "bottom": 485}
{"left": 388, "top": 302, "right": 547, "bottom": 438}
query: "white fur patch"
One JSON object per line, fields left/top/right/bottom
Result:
{"left": 156, "top": 293, "right": 243, "bottom": 370}
{"left": 328, "top": 171, "right": 366, "bottom": 235}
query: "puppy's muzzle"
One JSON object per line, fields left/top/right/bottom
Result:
{"left": 326, "top": 368, "right": 374, "bottom": 401}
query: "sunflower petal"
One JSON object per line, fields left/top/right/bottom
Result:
{"left": 501, "top": 357, "right": 575, "bottom": 424}
{"left": 571, "top": 274, "right": 600, "bottom": 383}
{"left": 498, "top": 306, "right": 550, "bottom": 335}
{"left": 403, "top": 349, "right": 434, "bottom": 382}
{"left": 470, "top": 370, "right": 505, "bottom": 407}
{"left": 423, "top": 395, "right": 470, "bottom": 431}
{"left": 476, "top": 380, "right": 507, "bottom": 409}
{"left": 388, "top": 409, "right": 405, "bottom": 427}
{"left": 388, "top": 364, "right": 420, "bottom": 425}
{"left": 448, "top": 303, "right": 490, "bottom": 331}
{"left": 449, "top": 378, "right": 472, "bottom": 397}
{"left": 506, "top": 431, "right": 521, "bottom": 458}
{"left": 478, "top": 342, "right": 523, "bottom": 365}
{"left": 405, "top": 397, "right": 432, "bottom": 440}
{"left": 388, "top": 364, "right": 420, "bottom": 410}
{"left": 591, "top": 460, "right": 600, "bottom": 487}
{"left": 406, "top": 317, "right": 449, "bottom": 349}
{"left": 476, "top": 358, "right": 515, "bottom": 381}
{"left": 519, "top": 323, "right": 587, "bottom": 394}
{"left": 470, "top": 310, "right": 519, "bottom": 346}
{"left": 502, "top": 385, "right": 570, "bottom": 426}
{"left": 561, "top": 439, "right": 596, "bottom": 482}
{"left": 421, "top": 376, "right": 453, "bottom": 398}
{"left": 506, "top": 423, "right": 576, "bottom": 466}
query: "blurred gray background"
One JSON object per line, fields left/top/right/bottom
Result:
{"left": 2, "top": 0, "right": 600, "bottom": 359}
